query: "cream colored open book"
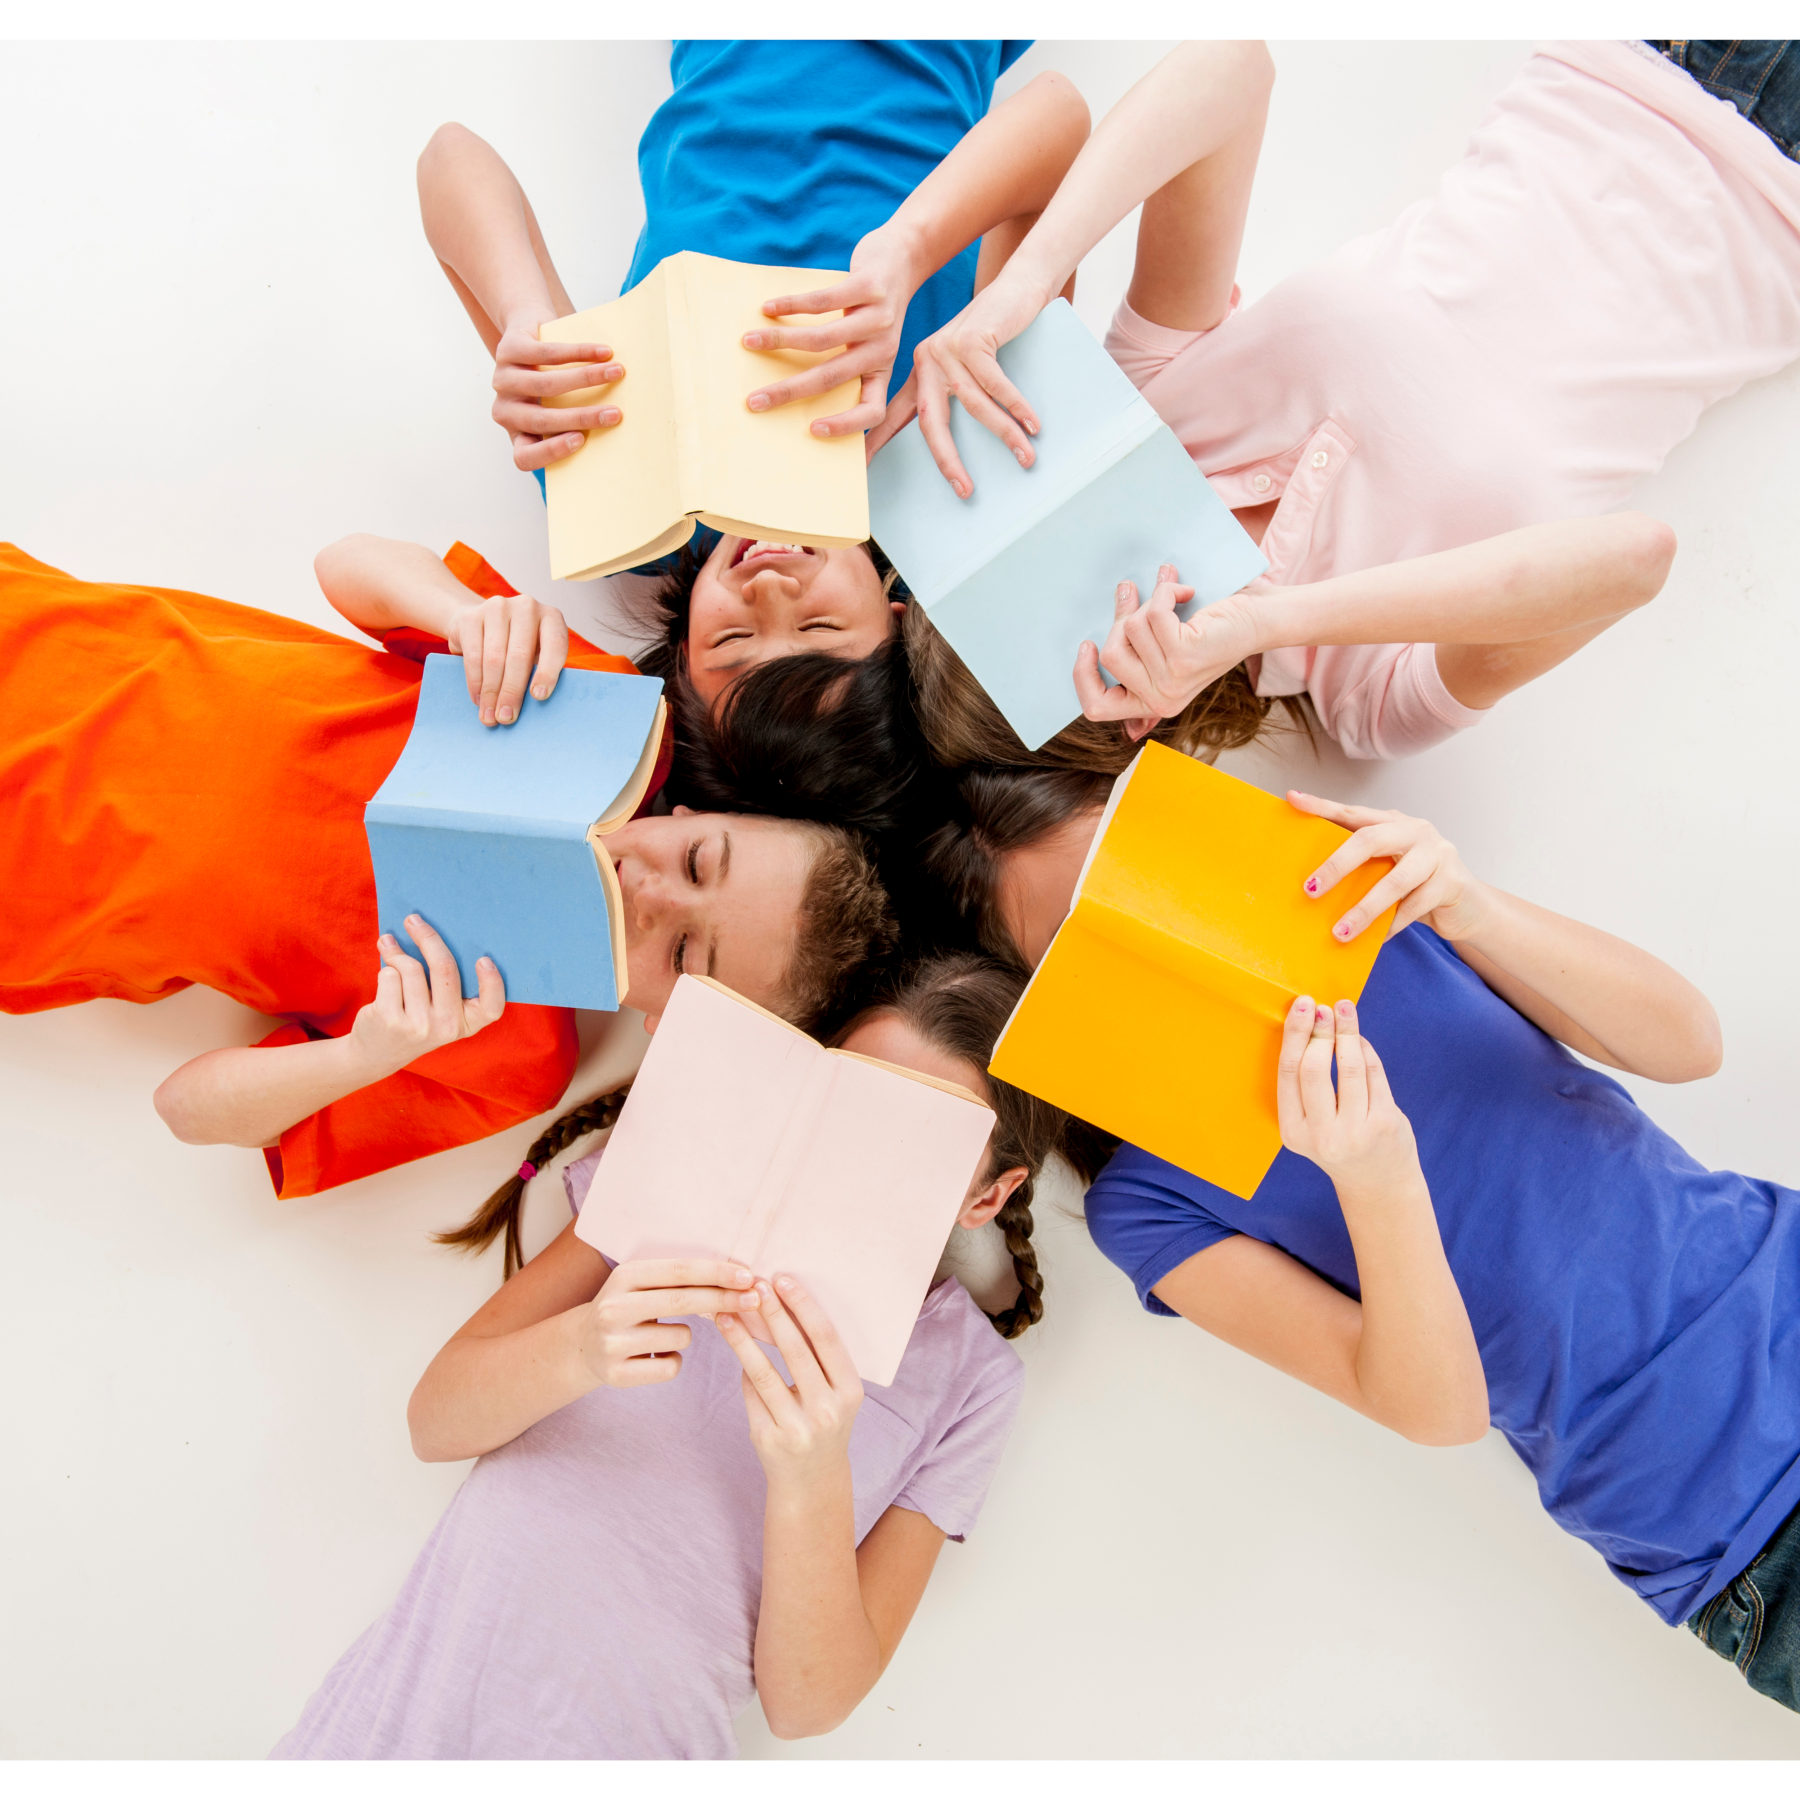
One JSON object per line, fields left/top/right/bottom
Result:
{"left": 539, "top": 251, "right": 872, "bottom": 581}
{"left": 574, "top": 973, "right": 996, "bottom": 1386}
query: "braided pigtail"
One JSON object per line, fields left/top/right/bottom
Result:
{"left": 984, "top": 1179, "right": 1044, "bottom": 1340}
{"left": 433, "top": 1083, "right": 633, "bottom": 1280}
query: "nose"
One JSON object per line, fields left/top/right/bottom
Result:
{"left": 740, "top": 565, "right": 807, "bottom": 607}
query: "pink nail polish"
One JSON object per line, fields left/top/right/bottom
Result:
{"left": 1304, "top": 878, "right": 1318, "bottom": 894}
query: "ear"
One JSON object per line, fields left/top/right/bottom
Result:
{"left": 670, "top": 804, "right": 693, "bottom": 818}
{"left": 957, "top": 1165, "right": 1027, "bottom": 1231}
{"left": 889, "top": 598, "right": 907, "bottom": 618}
{"left": 642, "top": 1010, "right": 660, "bottom": 1037}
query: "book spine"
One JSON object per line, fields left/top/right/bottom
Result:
{"left": 669, "top": 255, "right": 702, "bottom": 517}
{"left": 362, "top": 802, "right": 585, "bottom": 841}
{"left": 726, "top": 1055, "right": 837, "bottom": 1270}
{"left": 923, "top": 399, "right": 1162, "bottom": 606}
{"left": 1075, "top": 896, "right": 1298, "bottom": 1025}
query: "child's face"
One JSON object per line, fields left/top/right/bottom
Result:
{"left": 996, "top": 808, "right": 1106, "bottom": 968}
{"left": 603, "top": 807, "right": 814, "bottom": 1030}
{"left": 685, "top": 537, "right": 904, "bottom": 712}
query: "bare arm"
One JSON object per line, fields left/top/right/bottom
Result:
{"left": 872, "top": 42, "right": 1273, "bottom": 485}
{"left": 1293, "top": 797, "right": 1723, "bottom": 1084}
{"left": 1076, "top": 513, "right": 1677, "bottom": 728}
{"left": 154, "top": 918, "right": 503, "bottom": 1148}
{"left": 1157, "top": 998, "right": 1487, "bottom": 1447}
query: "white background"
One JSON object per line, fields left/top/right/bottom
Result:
{"left": 2, "top": 38, "right": 1798, "bottom": 1759}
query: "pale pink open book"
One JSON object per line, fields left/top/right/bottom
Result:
{"left": 573, "top": 973, "right": 997, "bottom": 1386}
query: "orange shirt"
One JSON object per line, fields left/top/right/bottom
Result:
{"left": 0, "top": 540, "right": 654, "bottom": 1197}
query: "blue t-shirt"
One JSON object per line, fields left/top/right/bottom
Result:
{"left": 627, "top": 39, "right": 1033, "bottom": 399}
{"left": 1085, "top": 925, "right": 1800, "bottom": 1626}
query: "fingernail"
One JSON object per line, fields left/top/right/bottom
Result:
{"left": 1336, "top": 923, "right": 1352, "bottom": 939}
{"left": 1294, "top": 994, "right": 1313, "bottom": 1013}
{"left": 497, "top": 705, "right": 514, "bottom": 723}
{"left": 479, "top": 957, "right": 495, "bottom": 971}
{"left": 405, "top": 915, "right": 421, "bottom": 927}
{"left": 776, "top": 1275, "right": 794, "bottom": 1292}
{"left": 734, "top": 1269, "right": 753, "bottom": 1286}
{"left": 955, "top": 483, "right": 970, "bottom": 499}
{"left": 1304, "top": 877, "right": 1318, "bottom": 895}
{"left": 599, "top": 408, "right": 620, "bottom": 425}
{"left": 747, "top": 395, "right": 769, "bottom": 412}
{"left": 602, "top": 365, "right": 622, "bottom": 381}
{"left": 1014, "top": 447, "right": 1029, "bottom": 466}
{"left": 811, "top": 421, "right": 830, "bottom": 437}
{"left": 742, "top": 333, "right": 765, "bottom": 350}
{"left": 532, "top": 684, "right": 548, "bottom": 701}
{"left": 1337, "top": 1000, "right": 1354, "bottom": 1017}
{"left": 1116, "top": 582, "right": 1131, "bottom": 601}
{"left": 1160, "top": 565, "right": 1174, "bottom": 582}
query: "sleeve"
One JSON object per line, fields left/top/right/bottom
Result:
{"left": 1104, "top": 291, "right": 1238, "bottom": 392}
{"left": 1297, "top": 640, "right": 1492, "bottom": 762}
{"left": 258, "top": 1006, "right": 581, "bottom": 1198}
{"left": 891, "top": 1365, "right": 1025, "bottom": 1543}
{"left": 1084, "top": 1155, "right": 1241, "bottom": 1317}
{"left": 998, "top": 40, "right": 1034, "bottom": 75}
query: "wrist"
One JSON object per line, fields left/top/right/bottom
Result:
{"left": 334, "top": 1027, "right": 408, "bottom": 1088}
{"left": 860, "top": 217, "right": 929, "bottom": 299}
{"left": 763, "top": 1456, "right": 854, "bottom": 1517}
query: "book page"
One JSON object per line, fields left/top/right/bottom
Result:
{"left": 574, "top": 974, "right": 820, "bottom": 1267}
{"left": 591, "top": 696, "right": 668, "bottom": 832}
{"left": 755, "top": 1054, "right": 996, "bottom": 1386}
{"left": 540, "top": 269, "right": 686, "bottom": 581}
{"left": 679, "top": 252, "right": 869, "bottom": 548}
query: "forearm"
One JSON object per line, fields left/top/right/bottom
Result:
{"left": 1452, "top": 887, "right": 1722, "bottom": 1082}
{"left": 1250, "top": 515, "right": 1675, "bottom": 654}
{"left": 417, "top": 122, "right": 563, "bottom": 337}
{"left": 877, "top": 72, "right": 1090, "bottom": 293}
{"left": 1339, "top": 1179, "right": 1487, "bottom": 1446}
{"left": 409, "top": 1308, "right": 596, "bottom": 1462}
{"left": 153, "top": 1035, "right": 394, "bottom": 1150}
{"left": 754, "top": 1468, "right": 880, "bottom": 1739}
{"left": 314, "top": 533, "right": 474, "bottom": 640}
{"left": 1000, "top": 41, "right": 1275, "bottom": 305}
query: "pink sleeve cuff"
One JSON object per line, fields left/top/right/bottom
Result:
{"left": 1104, "top": 288, "right": 1241, "bottom": 390}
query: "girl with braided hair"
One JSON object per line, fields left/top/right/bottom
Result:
{"left": 274, "top": 954, "right": 1101, "bottom": 1759}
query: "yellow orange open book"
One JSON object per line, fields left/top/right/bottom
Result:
{"left": 538, "top": 251, "right": 871, "bottom": 580}
{"left": 988, "top": 743, "right": 1396, "bottom": 1199}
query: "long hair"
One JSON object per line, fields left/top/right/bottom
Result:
{"left": 848, "top": 953, "right": 1115, "bottom": 1338}
{"left": 903, "top": 598, "right": 1313, "bottom": 774}
{"left": 919, "top": 766, "right": 1116, "bottom": 965}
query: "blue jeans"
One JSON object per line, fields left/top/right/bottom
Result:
{"left": 1647, "top": 41, "right": 1800, "bottom": 161}
{"left": 1688, "top": 1497, "right": 1800, "bottom": 1712}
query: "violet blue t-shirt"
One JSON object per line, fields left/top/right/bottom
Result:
{"left": 272, "top": 1147, "right": 1023, "bottom": 1760}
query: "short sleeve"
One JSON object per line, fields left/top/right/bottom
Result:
{"left": 1104, "top": 291, "right": 1240, "bottom": 393}
{"left": 1084, "top": 1153, "right": 1242, "bottom": 1317}
{"left": 998, "top": 40, "right": 1034, "bottom": 75}
{"left": 261, "top": 1008, "right": 580, "bottom": 1198}
{"left": 890, "top": 1368, "right": 1024, "bottom": 1543}
{"left": 1299, "top": 640, "right": 1491, "bottom": 762}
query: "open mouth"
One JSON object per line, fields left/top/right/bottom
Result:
{"left": 730, "top": 539, "right": 817, "bottom": 572}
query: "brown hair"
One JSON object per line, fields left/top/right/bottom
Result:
{"left": 848, "top": 953, "right": 1115, "bottom": 1338}
{"left": 903, "top": 598, "right": 1313, "bottom": 773}
{"left": 919, "top": 766, "right": 1115, "bottom": 965}
{"left": 436, "top": 823, "right": 898, "bottom": 1274}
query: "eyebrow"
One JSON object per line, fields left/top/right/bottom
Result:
{"left": 718, "top": 831, "right": 732, "bottom": 883}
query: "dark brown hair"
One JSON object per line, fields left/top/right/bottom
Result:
{"left": 847, "top": 952, "right": 1114, "bottom": 1338}
{"left": 919, "top": 766, "right": 1115, "bottom": 965}
{"left": 436, "top": 823, "right": 898, "bottom": 1273}
{"left": 903, "top": 597, "right": 1313, "bottom": 773}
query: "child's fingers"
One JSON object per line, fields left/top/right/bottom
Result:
{"left": 613, "top": 1258, "right": 757, "bottom": 1298}
{"left": 531, "top": 609, "right": 569, "bottom": 703}
{"left": 1360, "top": 1034, "right": 1397, "bottom": 1109}
{"left": 1298, "top": 1003, "right": 1338, "bottom": 1121}
{"left": 1332, "top": 1003, "right": 1369, "bottom": 1123}
{"left": 756, "top": 1282, "right": 831, "bottom": 1409}
{"left": 759, "top": 275, "right": 876, "bottom": 320}
{"left": 811, "top": 372, "right": 888, "bottom": 440}
{"left": 403, "top": 915, "right": 463, "bottom": 1017}
{"left": 946, "top": 355, "right": 1036, "bottom": 468}
{"left": 493, "top": 601, "right": 539, "bottom": 725}
{"left": 1303, "top": 822, "right": 1407, "bottom": 905}
{"left": 504, "top": 336, "right": 614, "bottom": 368}
{"left": 611, "top": 1347, "right": 683, "bottom": 1388}
{"left": 1275, "top": 995, "right": 1315, "bottom": 1141}
{"left": 716, "top": 1312, "right": 799, "bottom": 1420}
{"left": 1328, "top": 845, "right": 1426, "bottom": 943}
{"left": 381, "top": 933, "right": 431, "bottom": 1019}
{"left": 771, "top": 1276, "right": 860, "bottom": 1395}
{"left": 1073, "top": 640, "right": 1150, "bottom": 723}
{"left": 1288, "top": 791, "right": 1391, "bottom": 833}
{"left": 500, "top": 359, "right": 625, "bottom": 399}
{"left": 914, "top": 364, "right": 975, "bottom": 498}
{"left": 864, "top": 375, "right": 918, "bottom": 461}
{"left": 745, "top": 348, "right": 874, "bottom": 414}
{"left": 465, "top": 955, "right": 505, "bottom": 1032}
{"left": 478, "top": 616, "right": 511, "bottom": 725}
{"left": 512, "top": 430, "right": 594, "bottom": 472}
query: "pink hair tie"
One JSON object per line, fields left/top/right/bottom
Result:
{"left": 517, "top": 1161, "right": 538, "bottom": 1183}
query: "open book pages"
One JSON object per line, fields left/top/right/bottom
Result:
{"left": 363, "top": 658, "right": 665, "bottom": 1011}
{"left": 867, "top": 299, "right": 1267, "bottom": 751}
{"left": 989, "top": 744, "right": 1394, "bottom": 1198}
{"left": 575, "top": 974, "right": 995, "bottom": 1385}
{"left": 539, "top": 251, "right": 871, "bottom": 580}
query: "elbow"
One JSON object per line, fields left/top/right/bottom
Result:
{"left": 1244, "top": 41, "right": 1277, "bottom": 99}
{"left": 406, "top": 1389, "right": 459, "bottom": 1465}
{"left": 762, "top": 1701, "right": 851, "bottom": 1743}
{"left": 417, "top": 120, "right": 479, "bottom": 189}
{"left": 1616, "top": 512, "right": 1677, "bottom": 609}
{"left": 152, "top": 1073, "right": 215, "bottom": 1146}
{"left": 1026, "top": 69, "right": 1092, "bottom": 145}
{"left": 1402, "top": 1411, "right": 1490, "bottom": 1449}
{"left": 1663, "top": 1006, "right": 1725, "bottom": 1084}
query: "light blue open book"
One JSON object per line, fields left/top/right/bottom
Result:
{"left": 365, "top": 657, "right": 667, "bottom": 1011}
{"left": 868, "top": 299, "right": 1268, "bottom": 752}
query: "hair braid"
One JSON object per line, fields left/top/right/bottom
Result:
{"left": 433, "top": 1084, "right": 633, "bottom": 1280}
{"left": 984, "top": 1180, "right": 1044, "bottom": 1339}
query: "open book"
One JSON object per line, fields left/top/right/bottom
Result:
{"left": 988, "top": 743, "right": 1394, "bottom": 1199}
{"left": 364, "top": 656, "right": 666, "bottom": 1011}
{"left": 538, "top": 251, "right": 872, "bottom": 580}
{"left": 575, "top": 974, "right": 997, "bottom": 1386}
{"left": 867, "top": 298, "right": 1268, "bottom": 752}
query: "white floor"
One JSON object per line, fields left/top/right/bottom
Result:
{"left": 3, "top": 39, "right": 1798, "bottom": 1760}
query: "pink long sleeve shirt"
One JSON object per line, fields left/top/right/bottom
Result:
{"left": 1107, "top": 41, "right": 1800, "bottom": 759}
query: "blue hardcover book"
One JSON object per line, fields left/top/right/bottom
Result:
{"left": 364, "top": 658, "right": 667, "bottom": 1011}
{"left": 868, "top": 299, "right": 1268, "bottom": 752}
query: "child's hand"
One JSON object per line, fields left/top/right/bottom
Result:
{"left": 490, "top": 321, "right": 624, "bottom": 473}
{"left": 1072, "top": 566, "right": 1265, "bottom": 737}
{"left": 742, "top": 224, "right": 923, "bottom": 439}
{"left": 1290, "top": 795, "right": 1492, "bottom": 944}
{"left": 350, "top": 916, "right": 505, "bottom": 1076}
{"left": 577, "top": 1259, "right": 759, "bottom": 1388}
{"left": 717, "top": 1276, "right": 862, "bottom": 1490}
{"left": 1277, "top": 998, "right": 1422, "bottom": 1195}
{"left": 871, "top": 269, "right": 1048, "bottom": 496}
{"left": 443, "top": 590, "right": 570, "bottom": 726}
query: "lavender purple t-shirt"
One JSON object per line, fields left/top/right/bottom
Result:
{"left": 272, "top": 1146, "right": 1024, "bottom": 1760}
